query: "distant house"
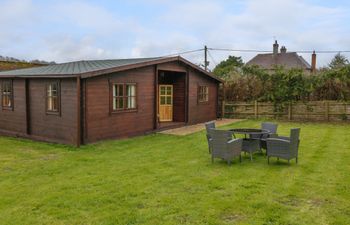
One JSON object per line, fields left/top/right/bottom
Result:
{"left": 246, "top": 41, "right": 316, "bottom": 74}
{"left": 0, "top": 56, "right": 222, "bottom": 146}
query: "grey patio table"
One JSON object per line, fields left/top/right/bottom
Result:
{"left": 229, "top": 128, "right": 269, "bottom": 160}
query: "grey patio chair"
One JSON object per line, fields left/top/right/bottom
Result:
{"left": 266, "top": 128, "right": 300, "bottom": 164}
{"left": 242, "top": 139, "right": 261, "bottom": 161}
{"left": 209, "top": 129, "right": 242, "bottom": 165}
{"left": 205, "top": 121, "right": 216, "bottom": 153}
{"left": 250, "top": 122, "right": 278, "bottom": 150}
{"left": 205, "top": 121, "right": 235, "bottom": 153}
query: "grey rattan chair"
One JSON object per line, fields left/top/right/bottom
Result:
{"left": 209, "top": 129, "right": 242, "bottom": 165}
{"left": 242, "top": 139, "right": 261, "bottom": 161}
{"left": 205, "top": 121, "right": 216, "bottom": 153}
{"left": 266, "top": 128, "right": 300, "bottom": 164}
{"left": 250, "top": 122, "right": 278, "bottom": 150}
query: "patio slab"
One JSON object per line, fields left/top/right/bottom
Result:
{"left": 159, "top": 119, "right": 245, "bottom": 136}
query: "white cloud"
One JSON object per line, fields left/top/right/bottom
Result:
{"left": 38, "top": 35, "right": 114, "bottom": 62}
{"left": 0, "top": 0, "right": 36, "bottom": 44}
{"left": 52, "top": 1, "right": 142, "bottom": 35}
{"left": 160, "top": 1, "right": 223, "bottom": 27}
{"left": 131, "top": 32, "right": 199, "bottom": 57}
{"left": 0, "top": 0, "right": 349, "bottom": 67}
{"left": 160, "top": 0, "right": 350, "bottom": 68}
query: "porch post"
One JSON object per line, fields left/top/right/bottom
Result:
{"left": 154, "top": 65, "right": 159, "bottom": 129}
{"left": 25, "top": 78, "right": 31, "bottom": 135}
{"left": 185, "top": 67, "right": 190, "bottom": 123}
{"left": 76, "top": 76, "right": 81, "bottom": 147}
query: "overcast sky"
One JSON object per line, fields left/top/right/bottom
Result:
{"left": 1, "top": 0, "right": 350, "bottom": 68}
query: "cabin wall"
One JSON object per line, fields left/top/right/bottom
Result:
{"left": 0, "top": 78, "right": 78, "bottom": 145}
{"left": 188, "top": 68, "right": 218, "bottom": 124}
{"left": 1, "top": 60, "right": 219, "bottom": 145}
{"left": 157, "top": 61, "right": 187, "bottom": 73}
{"left": 84, "top": 61, "right": 218, "bottom": 143}
{"left": 172, "top": 74, "right": 186, "bottom": 122}
{"left": 84, "top": 66, "right": 156, "bottom": 143}
{"left": 29, "top": 78, "right": 78, "bottom": 144}
{"left": 0, "top": 78, "right": 27, "bottom": 134}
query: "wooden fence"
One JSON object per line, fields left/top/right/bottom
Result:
{"left": 223, "top": 101, "right": 350, "bottom": 122}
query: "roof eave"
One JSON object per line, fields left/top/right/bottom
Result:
{"left": 177, "top": 57, "right": 223, "bottom": 83}
{"left": 0, "top": 56, "right": 223, "bottom": 83}
{"left": 0, "top": 74, "right": 77, "bottom": 78}
{"left": 79, "top": 56, "right": 223, "bottom": 83}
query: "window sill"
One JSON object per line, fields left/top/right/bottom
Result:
{"left": 197, "top": 101, "right": 209, "bottom": 105}
{"left": 46, "top": 111, "right": 61, "bottom": 116}
{"left": 111, "top": 109, "right": 138, "bottom": 114}
{"left": 2, "top": 107, "right": 13, "bottom": 111}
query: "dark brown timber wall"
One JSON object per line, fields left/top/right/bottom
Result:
{"left": 84, "top": 61, "right": 219, "bottom": 143}
{"left": 84, "top": 66, "right": 156, "bottom": 143}
{"left": 172, "top": 74, "right": 186, "bottom": 122}
{"left": 0, "top": 78, "right": 27, "bottom": 134}
{"left": 0, "top": 60, "right": 219, "bottom": 145}
{"left": 188, "top": 68, "right": 218, "bottom": 124}
{"left": 0, "top": 78, "right": 78, "bottom": 145}
{"left": 28, "top": 79, "right": 78, "bottom": 144}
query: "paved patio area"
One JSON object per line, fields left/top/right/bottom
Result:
{"left": 159, "top": 119, "right": 245, "bottom": 136}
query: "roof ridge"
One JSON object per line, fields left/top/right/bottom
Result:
{"left": 246, "top": 52, "right": 311, "bottom": 69}
{"left": 0, "top": 56, "right": 222, "bottom": 83}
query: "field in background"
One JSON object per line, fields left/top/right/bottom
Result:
{"left": 0, "top": 61, "right": 44, "bottom": 71}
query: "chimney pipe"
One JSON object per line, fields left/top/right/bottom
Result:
{"left": 280, "top": 46, "right": 287, "bottom": 53}
{"left": 311, "top": 51, "right": 316, "bottom": 73}
{"left": 273, "top": 40, "right": 279, "bottom": 55}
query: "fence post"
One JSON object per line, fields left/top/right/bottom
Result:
{"left": 222, "top": 100, "right": 225, "bottom": 118}
{"left": 254, "top": 100, "right": 258, "bottom": 119}
{"left": 344, "top": 102, "right": 347, "bottom": 118}
{"left": 288, "top": 102, "right": 292, "bottom": 120}
{"left": 325, "top": 101, "right": 330, "bottom": 121}
{"left": 221, "top": 83, "right": 226, "bottom": 119}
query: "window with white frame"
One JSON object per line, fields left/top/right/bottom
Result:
{"left": 112, "top": 83, "right": 136, "bottom": 111}
{"left": 2, "top": 80, "right": 13, "bottom": 110}
{"left": 46, "top": 82, "right": 60, "bottom": 113}
{"left": 198, "top": 85, "right": 209, "bottom": 103}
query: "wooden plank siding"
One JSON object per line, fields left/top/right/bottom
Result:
{"left": 0, "top": 78, "right": 27, "bottom": 134}
{"left": 84, "top": 66, "right": 155, "bottom": 143}
{"left": 157, "top": 61, "right": 187, "bottom": 73}
{"left": 172, "top": 74, "right": 186, "bottom": 122}
{"left": 28, "top": 79, "right": 78, "bottom": 144}
{"left": 0, "top": 78, "right": 78, "bottom": 145}
{"left": 0, "top": 60, "right": 220, "bottom": 145}
{"left": 83, "top": 61, "right": 219, "bottom": 143}
{"left": 188, "top": 67, "right": 218, "bottom": 124}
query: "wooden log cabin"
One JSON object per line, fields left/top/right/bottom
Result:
{"left": 0, "top": 56, "right": 222, "bottom": 146}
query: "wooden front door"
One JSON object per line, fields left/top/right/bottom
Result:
{"left": 159, "top": 85, "right": 173, "bottom": 122}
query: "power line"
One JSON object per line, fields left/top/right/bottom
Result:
{"left": 208, "top": 47, "right": 350, "bottom": 54}
{"left": 293, "top": 50, "right": 350, "bottom": 53}
{"left": 209, "top": 48, "right": 271, "bottom": 53}
{"left": 157, "top": 47, "right": 350, "bottom": 60}
{"left": 155, "top": 46, "right": 350, "bottom": 71}
{"left": 207, "top": 50, "right": 218, "bottom": 67}
{"left": 160, "top": 48, "right": 204, "bottom": 58}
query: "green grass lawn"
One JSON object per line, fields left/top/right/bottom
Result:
{"left": 1, "top": 120, "right": 350, "bottom": 225}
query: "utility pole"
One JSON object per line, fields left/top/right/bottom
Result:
{"left": 204, "top": 45, "right": 209, "bottom": 71}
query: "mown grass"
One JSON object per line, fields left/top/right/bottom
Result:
{"left": 0, "top": 120, "right": 350, "bottom": 224}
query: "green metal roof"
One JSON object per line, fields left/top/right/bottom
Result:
{"left": 0, "top": 57, "right": 161, "bottom": 77}
{"left": 0, "top": 56, "right": 222, "bottom": 82}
